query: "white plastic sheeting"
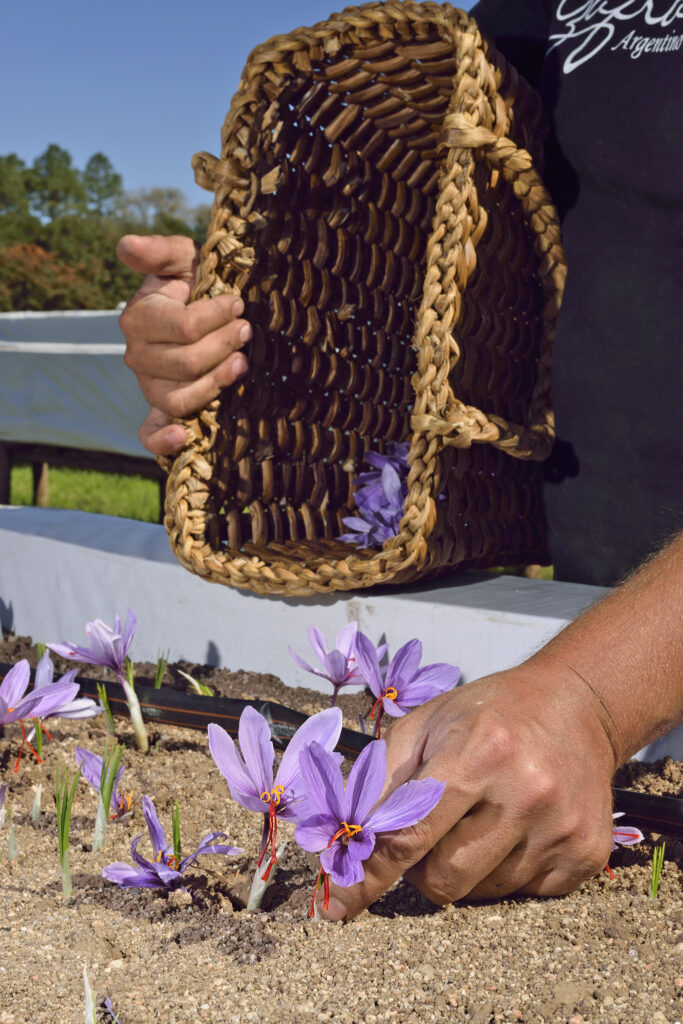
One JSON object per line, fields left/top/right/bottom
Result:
{"left": 0, "top": 505, "right": 680, "bottom": 761}
{"left": 0, "top": 311, "right": 152, "bottom": 458}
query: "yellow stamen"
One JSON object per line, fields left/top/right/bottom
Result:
{"left": 260, "top": 784, "right": 285, "bottom": 807}
{"left": 383, "top": 686, "right": 398, "bottom": 701}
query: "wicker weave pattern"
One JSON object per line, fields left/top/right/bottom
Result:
{"left": 163, "top": 1, "right": 565, "bottom": 596}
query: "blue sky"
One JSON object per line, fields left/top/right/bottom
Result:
{"left": 1, "top": 0, "right": 474, "bottom": 208}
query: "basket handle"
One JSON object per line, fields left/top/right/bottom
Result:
{"left": 410, "top": 111, "right": 565, "bottom": 461}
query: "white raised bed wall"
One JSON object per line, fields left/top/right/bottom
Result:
{"left": 1, "top": 506, "right": 680, "bottom": 761}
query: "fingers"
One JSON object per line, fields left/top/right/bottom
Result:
{"left": 122, "top": 297, "right": 251, "bottom": 377}
{"left": 116, "top": 234, "right": 200, "bottom": 280}
{"left": 138, "top": 408, "right": 188, "bottom": 457}
{"left": 322, "top": 748, "right": 477, "bottom": 922}
{"left": 135, "top": 350, "right": 249, "bottom": 421}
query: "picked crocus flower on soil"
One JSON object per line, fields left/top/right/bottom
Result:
{"left": 102, "top": 795, "right": 241, "bottom": 893}
{"left": 75, "top": 746, "right": 132, "bottom": 819}
{"left": 295, "top": 738, "right": 444, "bottom": 915}
{"left": 0, "top": 659, "right": 80, "bottom": 771}
{"left": 289, "top": 623, "right": 385, "bottom": 706}
{"left": 610, "top": 811, "right": 644, "bottom": 851}
{"left": 48, "top": 611, "right": 148, "bottom": 753}
{"left": 354, "top": 632, "right": 460, "bottom": 738}
{"left": 603, "top": 812, "right": 645, "bottom": 879}
{"left": 0, "top": 781, "right": 7, "bottom": 827}
{"left": 208, "top": 706, "right": 342, "bottom": 904}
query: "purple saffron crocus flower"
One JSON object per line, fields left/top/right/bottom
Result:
{"left": 31, "top": 651, "right": 101, "bottom": 724}
{"left": 208, "top": 706, "right": 342, "bottom": 878}
{"left": 48, "top": 611, "right": 137, "bottom": 677}
{"left": 354, "top": 632, "right": 460, "bottom": 738}
{"left": 289, "top": 623, "right": 376, "bottom": 706}
{"left": 102, "top": 795, "right": 241, "bottom": 892}
{"left": 75, "top": 746, "right": 133, "bottom": 818}
{"left": 295, "top": 738, "right": 444, "bottom": 914}
{"left": 0, "top": 659, "right": 80, "bottom": 771}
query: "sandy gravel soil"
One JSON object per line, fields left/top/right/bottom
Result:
{"left": 0, "top": 635, "right": 681, "bottom": 1024}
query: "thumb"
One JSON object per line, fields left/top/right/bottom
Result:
{"left": 116, "top": 234, "right": 200, "bottom": 280}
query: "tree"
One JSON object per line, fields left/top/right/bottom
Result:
{"left": 27, "top": 144, "right": 86, "bottom": 221}
{"left": 83, "top": 152, "right": 123, "bottom": 215}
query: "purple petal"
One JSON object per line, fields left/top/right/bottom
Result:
{"left": 611, "top": 826, "right": 644, "bottom": 849}
{"left": 381, "top": 698, "right": 407, "bottom": 719}
{"left": 130, "top": 832, "right": 154, "bottom": 871}
{"left": 208, "top": 723, "right": 265, "bottom": 813}
{"left": 365, "top": 778, "right": 445, "bottom": 834}
{"left": 323, "top": 650, "right": 350, "bottom": 685}
{"left": 86, "top": 620, "right": 123, "bottom": 672}
{"left": 121, "top": 610, "right": 137, "bottom": 657}
{"left": 275, "top": 707, "right": 342, "bottom": 801}
{"left": 344, "top": 739, "right": 387, "bottom": 825}
{"left": 385, "top": 639, "right": 423, "bottom": 690}
{"left": 6, "top": 678, "right": 80, "bottom": 722}
{"left": 381, "top": 463, "right": 404, "bottom": 509}
{"left": 50, "top": 696, "right": 101, "bottom": 720}
{"left": 294, "top": 812, "right": 340, "bottom": 852}
{"left": 238, "top": 707, "right": 274, "bottom": 798}
{"left": 102, "top": 862, "right": 162, "bottom": 889}
{"left": 142, "top": 796, "right": 167, "bottom": 859}
{"left": 397, "top": 663, "right": 461, "bottom": 707}
{"left": 74, "top": 747, "right": 104, "bottom": 793}
{"left": 34, "top": 652, "right": 54, "bottom": 689}
{"left": 0, "top": 660, "right": 30, "bottom": 709}
{"left": 298, "top": 741, "right": 345, "bottom": 821}
{"left": 180, "top": 832, "right": 242, "bottom": 870}
{"left": 320, "top": 837, "right": 369, "bottom": 886}
{"left": 46, "top": 641, "right": 99, "bottom": 665}
{"left": 353, "top": 632, "right": 384, "bottom": 697}
{"left": 288, "top": 647, "right": 321, "bottom": 678}
{"left": 336, "top": 622, "right": 358, "bottom": 658}
{"left": 307, "top": 626, "right": 329, "bottom": 665}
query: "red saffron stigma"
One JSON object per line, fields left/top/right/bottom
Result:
{"left": 603, "top": 863, "right": 615, "bottom": 880}
{"left": 308, "top": 822, "right": 362, "bottom": 917}
{"left": 258, "top": 797, "right": 281, "bottom": 878}
{"left": 13, "top": 720, "right": 43, "bottom": 773}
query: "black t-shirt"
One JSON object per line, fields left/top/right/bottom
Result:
{"left": 471, "top": 0, "right": 683, "bottom": 586}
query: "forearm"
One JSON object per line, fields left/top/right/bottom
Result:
{"left": 529, "top": 531, "right": 683, "bottom": 765}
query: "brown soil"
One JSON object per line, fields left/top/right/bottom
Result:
{"left": 0, "top": 633, "right": 681, "bottom": 1024}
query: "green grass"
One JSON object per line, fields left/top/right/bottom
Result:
{"left": 10, "top": 464, "right": 160, "bottom": 523}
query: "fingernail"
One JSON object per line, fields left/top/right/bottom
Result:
{"left": 320, "top": 898, "right": 347, "bottom": 922}
{"left": 167, "top": 426, "right": 187, "bottom": 449}
{"left": 232, "top": 298, "right": 244, "bottom": 317}
{"left": 239, "top": 323, "right": 252, "bottom": 343}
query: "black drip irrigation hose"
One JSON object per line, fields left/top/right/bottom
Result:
{"left": 5, "top": 665, "right": 683, "bottom": 838}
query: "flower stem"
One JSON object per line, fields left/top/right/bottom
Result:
{"left": 31, "top": 783, "right": 42, "bottom": 824}
{"left": 118, "top": 665, "right": 148, "bottom": 753}
{"left": 93, "top": 794, "right": 108, "bottom": 853}
{"left": 60, "top": 847, "right": 72, "bottom": 901}
{"left": 246, "top": 841, "right": 287, "bottom": 911}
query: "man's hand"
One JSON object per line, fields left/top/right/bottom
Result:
{"left": 322, "top": 662, "right": 616, "bottom": 920}
{"left": 117, "top": 234, "right": 252, "bottom": 456}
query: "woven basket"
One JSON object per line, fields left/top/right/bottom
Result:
{"left": 163, "top": 0, "right": 565, "bottom": 596}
